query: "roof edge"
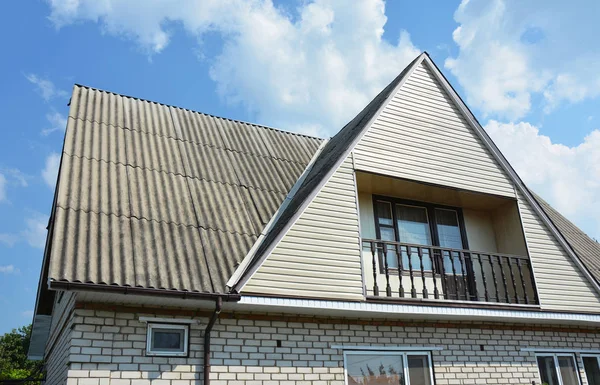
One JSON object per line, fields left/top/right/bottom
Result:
{"left": 49, "top": 281, "right": 242, "bottom": 302}
{"left": 230, "top": 52, "right": 428, "bottom": 292}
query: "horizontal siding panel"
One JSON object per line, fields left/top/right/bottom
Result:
{"left": 263, "top": 254, "right": 361, "bottom": 268}
{"left": 244, "top": 158, "right": 364, "bottom": 299}
{"left": 518, "top": 191, "right": 600, "bottom": 311}
{"left": 353, "top": 61, "right": 515, "bottom": 198}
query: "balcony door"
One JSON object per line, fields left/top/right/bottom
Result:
{"left": 374, "top": 196, "right": 474, "bottom": 300}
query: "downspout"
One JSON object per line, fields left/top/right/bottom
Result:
{"left": 203, "top": 297, "right": 222, "bottom": 385}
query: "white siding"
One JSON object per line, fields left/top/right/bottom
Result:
{"left": 353, "top": 61, "right": 515, "bottom": 198}
{"left": 243, "top": 158, "right": 364, "bottom": 300}
{"left": 518, "top": 191, "right": 600, "bottom": 311}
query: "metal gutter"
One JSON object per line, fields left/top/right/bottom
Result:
{"left": 49, "top": 281, "right": 241, "bottom": 302}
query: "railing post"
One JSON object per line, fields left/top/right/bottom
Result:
{"left": 489, "top": 255, "right": 500, "bottom": 302}
{"left": 418, "top": 247, "right": 428, "bottom": 299}
{"left": 516, "top": 258, "right": 529, "bottom": 304}
{"left": 449, "top": 251, "right": 459, "bottom": 300}
{"left": 430, "top": 248, "right": 439, "bottom": 299}
{"left": 383, "top": 243, "right": 392, "bottom": 297}
{"left": 478, "top": 254, "right": 490, "bottom": 302}
{"left": 370, "top": 241, "right": 379, "bottom": 297}
{"left": 407, "top": 247, "right": 417, "bottom": 298}
{"left": 396, "top": 244, "right": 405, "bottom": 298}
{"left": 508, "top": 257, "right": 520, "bottom": 304}
{"left": 458, "top": 252, "right": 469, "bottom": 301}
{"left": 497, "top": 255, "right": 510, "bottom": 303}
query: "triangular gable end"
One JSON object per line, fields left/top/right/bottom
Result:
{"left": 237, "top": 53, "right": 600, "bottom": 309}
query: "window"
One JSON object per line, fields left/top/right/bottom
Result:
{"left": 536, "top": 354, "right": 581, "bottom": 385}
{"left": 583, "top": 355, "right": 600, "bottom": 385}
{"left": 146, "top": 323, "right": 189, "bottom": 356}
{"left": 373, "top": 197, "right": 467, "bottom": 272}
{"left": 344, "top": 351, "right": 434, "bottom": 385}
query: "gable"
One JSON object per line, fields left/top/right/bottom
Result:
{"left": 353, "top": 60, "right": 516, "bottom": 198}
{"left": 238, "top": 53, "right": 600, "bottom": 307}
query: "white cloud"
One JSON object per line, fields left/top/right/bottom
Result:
{"left": 25, "top": 73, "right": 68, "bottom": 102}
{"left": 42, "top": 152, "right": 61, "bottom": 189}
{"left": 46, "top": 0, "right": 419, "bottom": 135}
{"left": 0, "top": 265, "right": 19, "bottom": 274}
{"left": 486, "top": 120, "right": 600, "bottom": 239}
{"left": 42, "top": 111, "right": 68, "bottom": 136}
{"left": 0, "top": 233, "right": 19, "bottom": 247}
{"left": 446, "top": 0, "right": 600, "bottom": 119}
{"left": 22, "top": 212, "right": 49, "bottom": 250}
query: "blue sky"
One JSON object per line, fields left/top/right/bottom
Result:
{"left": 1, "top": 0, "right": 599, "bottom": 334}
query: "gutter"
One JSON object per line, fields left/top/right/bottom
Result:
{"left": 49, "top": 281, "right": 241, "bottom": 302}
{"left": 204, "top": 297, "right": 223, "bottom": 385}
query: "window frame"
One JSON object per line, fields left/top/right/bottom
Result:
{"left": 581, "top": 354, "right": 600, "bottom": 385}
{"left": 535, "top": 353, "right": 582, "bottom": 385}
{"left": 145, "top": 322, "right": 190, "bottom": 357}
{"left": 343, "top": 350, "right": 436, "bottom": 385}
{"left": 372, "top": 196, "right": 470, "bottom": 250}
{"left": 372, "top": 196, "right": 469, "bottom": 274}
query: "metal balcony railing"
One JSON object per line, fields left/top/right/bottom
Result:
{"left": 363, "top": 239, "right": 539, "bottom": 305}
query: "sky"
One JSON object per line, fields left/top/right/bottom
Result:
{"left": 0, "top": 0, "right": 599, "bottom": 334}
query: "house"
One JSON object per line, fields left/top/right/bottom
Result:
{"left": 29, "top": 52, "right": 600, "bottom": 385}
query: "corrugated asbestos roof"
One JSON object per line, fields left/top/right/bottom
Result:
{"left": 534, "top": 193, "right": 600, "bottom": 284}
{"left": 48, "top": 84, "right": 322, "bottom": 294}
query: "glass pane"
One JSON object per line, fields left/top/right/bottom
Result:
{"left": 396, "top": 205, "right": 431, "bottom": 246}
{"left": 379, "top": 228, "right": 398, "bottom": 269}
{"left": 558, "top": 356, "right": 579, "bottom": 385}
{"left": 583, "top": 357, "right": 600, "bottom": 385}
{"left": 407, "top": 355, "right": 432, "bottom": 385}
{"left": 376, "top": 201, "right": 394, "bottom": 226}
{"left": 346, "top": 354, "right": 404, "bottom": 385}
{"left": 151, "top": 328, "right": 185, "bottom": 352}
{"left": 537, "top": 356, "right": 560, "bottom": 385}
{"left": 435, "top": 209, "right": 463, "bottom": 249}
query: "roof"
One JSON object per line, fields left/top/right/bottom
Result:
{"left": 47, "top": 84, "right": 322, "bottom": 294}
{"left": 534, "top": 193, "right": 600, "bottom": 284}
{"left": 40, "top": 53, "right": 600, "bottom": 299}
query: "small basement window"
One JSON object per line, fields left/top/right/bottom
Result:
{"left": 146, "top": 323, "right": 189, "bottom": 357}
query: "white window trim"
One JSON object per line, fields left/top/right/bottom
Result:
{"left": 535, "top": 353, "right": 582, "bottom": 385}
{"left": 343, "top": 350, "right": 435, "bottom": 385}
{"left": 146, "top": 323, "right": 189, "bottom": 357}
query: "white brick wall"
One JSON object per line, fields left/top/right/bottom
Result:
{"left": 56, "top": 306, "right": 600, "bottom": 385}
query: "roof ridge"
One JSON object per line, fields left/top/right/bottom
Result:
{"left": 73, "top": 83, "right": 326, "bottom": 141}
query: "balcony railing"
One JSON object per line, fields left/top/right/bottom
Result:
{"left": 363, "top": 239, "right": 539, "bottom": 305}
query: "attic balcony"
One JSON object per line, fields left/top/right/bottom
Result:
{"left": 356, "top": 172, "right": 539, "bottom": 306}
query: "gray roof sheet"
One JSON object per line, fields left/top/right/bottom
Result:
{"left": 48, "top": 84, "right": 322, "bottom": 293}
